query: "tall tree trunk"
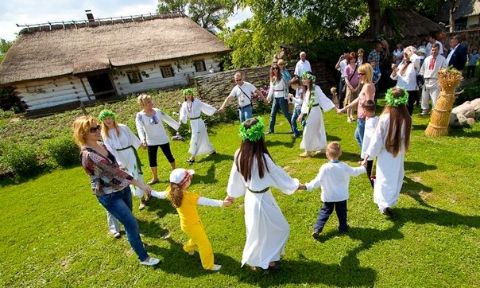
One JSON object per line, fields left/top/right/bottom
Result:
{"left": 449, "top": 0, "right": 457, "bottom": 32}
{"left": 367, "top": 0, "right": 381, "bottom": 39}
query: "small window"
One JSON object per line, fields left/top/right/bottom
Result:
{"left": 160, "top": 66, "right": 175, "bottom": 78}
{"left": 127, "top": 71, "right": 143, "bottom": 84}
{"left": 194, "top": 60, "right": 206, "bottom": 72}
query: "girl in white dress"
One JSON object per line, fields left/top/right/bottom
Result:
{"left": 99, "top": 109, "right": 149, "bottom": 237}
{"left": 362, "top": 87, "right": 411, "bottom": 217}
{"left": 226, "top": 117, "right": 301, "bottom": 270}
{"left": 179, "top": 89, "right": 217, "bottom": 163}
{"left": 297, "top": 72, "right": 336, "bottom": 157}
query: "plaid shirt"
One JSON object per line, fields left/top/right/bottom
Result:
{"left": 80, "top": 146, "right": 133, "bottom": 196}
{"left": 368, "top": 50, "right": 381, "bottom": 69}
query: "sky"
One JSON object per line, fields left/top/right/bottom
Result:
{"left": 0, "top": 0, "right": 252, "bottom": 41}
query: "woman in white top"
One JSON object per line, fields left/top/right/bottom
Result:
{"left": 266, "top": 64, "right": 292, "bottom": 134}
{"left": 362, "top": 87, "right": 411, "bottom": 217}
{"left": 226, "top": 117, "right": 301, "bottom": 270}
{"left": 99, "top": 109, "right": 149, "bottom": 237}
{"left": 390, "top": 51, "right": 418, "bottom": 115}
{"left": 179, "top": 88, "right": 217, "bottom": 163}
{"left": 135, "top": 94, "right": 180, "bottom": 184}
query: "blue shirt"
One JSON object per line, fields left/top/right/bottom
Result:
{"left": 468, "top": 53, "right": 480, "bottom": 66}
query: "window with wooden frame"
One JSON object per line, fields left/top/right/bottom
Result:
{"left": 127, "top": 71, "right": 143, "bottom": 84}
{"left": 193, "top": 60, "right": 206, "bottom": 72}
{"left": 160, "top": 65, "right": 175, "bottom": 78}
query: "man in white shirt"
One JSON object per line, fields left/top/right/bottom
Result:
{"left": 219, "top": 72, "right": 261, "bottom": 122}
{"left": 425, "top": 35, "right": 444, "bottom": 57}
{"left": 335, "top": 52, "right": 349, "bottom": 108}
{"left": 419, "top": 43, "right": 447, "bottom": 115}
{"left": 294, "top": 51, "right": 312, "bottom": 77}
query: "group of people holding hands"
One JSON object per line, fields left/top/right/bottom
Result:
{"left": 72, "top": 49, "right": 412, "bottom": 272}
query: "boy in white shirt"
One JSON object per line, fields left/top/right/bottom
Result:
{"left": 303, "top": 142, "right": 366, "bottom": 239}
{"left": 361, "top": 100, "right": 379, "bottom": 187}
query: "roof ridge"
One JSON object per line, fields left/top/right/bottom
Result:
{"left": 17, "top": 12, "right": 185, "bottom": 35}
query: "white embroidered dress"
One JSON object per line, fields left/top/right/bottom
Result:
{"left": 103, "top": 124, "right": 145, "bottom": 197}
{"left": 179, "top": 99, "right": 217, "bottom": 156}
{"left": 300, "top": 85, "right": 335, "bottom": 151}
{"left": 227, "top": 151, "right": 299, "bottom": 269}
{"left": 365, "top": 113, "right": 407, "bottom": 210}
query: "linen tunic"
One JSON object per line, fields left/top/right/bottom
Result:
{"left": 227, "top": 151, "right": 299, "bottom": 269}
{"left": 365, "top": 113, "right": 407, "bottom": 209}
{"left": 300, "top": 85, "right": 335, "bottom": 151}
{"left": 136, "top": 108, "right": 180, "bottom": 145}
{"left": 179, "top": 99, "right": 216, "bottom": 156}
{"left": 361, "top": 116, "right": 379, "bottom": 160}
{"left": 103, "top": 124, "right": 145, "bottom": 197}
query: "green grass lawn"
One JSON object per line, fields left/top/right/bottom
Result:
{"left": 1, "top": 103, "right": 479, "bottom": 287}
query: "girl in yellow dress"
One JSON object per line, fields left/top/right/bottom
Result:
{"left": 151, "top": 168, "right": 231, "bottom": 271}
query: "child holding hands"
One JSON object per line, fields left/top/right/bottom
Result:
{"left": 151, "top": 168, "right": 232, "bottom": 271}
{"left": 302, "top": 142, "right": 366, "bottom": 239}
{"left": 361, "top": 100, "right": 379, "bottom": 187}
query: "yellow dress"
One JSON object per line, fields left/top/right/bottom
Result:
{"left": 168, "top": 190, "right": 215, "bottom": 270}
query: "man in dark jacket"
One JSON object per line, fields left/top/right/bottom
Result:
{"left": 446, "top": 35, "right": 468, "bottom": 71}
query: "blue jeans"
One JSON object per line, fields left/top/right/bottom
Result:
{"left": 269, "top": 97, "right": 292, "bottom": 133}
{"left": 354, "top": 118, "right": 366, "bottom": 152}
{"left": 238, "top": 105, "right": 253, "bottom": 123}
{"left": 314, "top": 200, "right": 348, "bottom": 232}
{"left": 97, "top": 186, "right": 149, "bottom": 261}
{"left": 291, "top": 107, "right": 306, "bottom": 137}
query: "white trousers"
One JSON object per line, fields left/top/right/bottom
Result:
{"left": 421, "top": 80, "right": 440, "bottom": 111}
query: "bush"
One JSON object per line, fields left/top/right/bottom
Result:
{"left": 45, "top": 137, "right": 79, "bottom": 167}
{"left": 2, "top": 144, "right": 41, "bottom": 177}
{"left": 455, "top": 81, "right": 480, "bottom": 105}
{"left": 0, "top": 87, "right": 25, "bottom": 113}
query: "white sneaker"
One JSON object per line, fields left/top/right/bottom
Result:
{"left": 140, "top": 257, "right": 160, "bottom": 266}
{"left": 208, "top": 264, "right": 222, "bottom": 271}
{"left": 113, "top": 232, "right": 121, "bottom": 239}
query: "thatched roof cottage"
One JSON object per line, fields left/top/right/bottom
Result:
{"left": 0, "top": 13, "right": 230, "bottom": 112}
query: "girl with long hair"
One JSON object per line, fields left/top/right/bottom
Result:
{"left": 226, "top": 117, "right": 302, "bottom": 270}
{"left": 266, "top": 64, "right": 293, "bottom": 134}
{"left": 151, "top": 168, "right": 231, "bottom": 271}
{"left": 362, "top": 87, "right": 411, "bottom": 217}
{"left": 73, "top": 115, "right": 159, "bottom": 266}
{"left": 179, "top": 88, "right": 217, "bottom": 163}
{"left": 297, "top": 72, "right": 336, "bottom": 157}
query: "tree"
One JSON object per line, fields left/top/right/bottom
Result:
{"left": 157, "top": 0, "right": 237, "bottom": 32}
{"left": 0, "top": 38, "right": 13, "bottom": 63}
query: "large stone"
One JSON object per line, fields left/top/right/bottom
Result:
{"left": 452, "top": 101, "right": 476, "bottom": 119}
{"left": 450, "top": 113, "right": 468, "bottom": 127}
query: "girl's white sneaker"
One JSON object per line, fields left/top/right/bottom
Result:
{"left": 140, "top": 257, "right": 160, "bottom": 266}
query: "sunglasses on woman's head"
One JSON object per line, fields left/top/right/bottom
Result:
{"left": 89, "top": 125, "right": 101, "bottom": 133}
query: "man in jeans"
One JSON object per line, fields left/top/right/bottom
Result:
{"left": 219, "top": 72, "right": 261, "bottom": 122}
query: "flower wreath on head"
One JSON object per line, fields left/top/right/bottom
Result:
{"left": 300, "top": 71, "right": 316, "bottom": 83}
{"left": 385, "top": 88, "right": 409, "bottom": 107}
{"left": 239, "top": 117, "right": 265, "bottom": 142}
{"left": 98, "top": 109, "right": 116, "bottom": 121}
{"left": 182, "top": 88, "right": 194, "bottom": 96}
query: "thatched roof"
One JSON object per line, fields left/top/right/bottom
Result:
{"left": 362, "top": 9, "right": 444, "bottom": 40}
{"left": 437, "top": 0, "right": 480, "bottom": 22}
{"left": 0, "top": 14, "right": 230, "bottom": 85}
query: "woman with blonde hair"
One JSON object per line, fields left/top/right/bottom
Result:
{"left": 135, "top": 93, "right": 180, "bottom": 184}
{"left": 339, "top": 63, "right": 376, "bottom": 155}
{"left": 73, "top": 115, "right": 159, "bottom": 266}
{"left": 362, "top": 87, "right": 411, "bottom": 216}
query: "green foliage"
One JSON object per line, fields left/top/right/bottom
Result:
{"left": 45, "top": 137, "right": 79, "bottom": 167}
{"left": 1, "top": 144, "right": 41, "bottom": 177}
{"left": 0, "top": 38, "right": 13, "bottom": 63}
{"left": 157, "top": 0, "right": 236, "bottom": 32}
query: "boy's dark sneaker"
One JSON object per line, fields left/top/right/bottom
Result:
{"left": 312, "top": 230, "right": 321, "bottom": 240}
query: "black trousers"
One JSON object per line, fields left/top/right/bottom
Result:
{"left": 366, "top": 160, "right": 374, "bottom": 188}
{"left": 407, "top": 90, "right": 419, "bottom": 115}
{"left": 314, "top": 200, "right": 347, "bottom": 232}
{"left": 147, "top": 143, "right": 175, "bottom": 167}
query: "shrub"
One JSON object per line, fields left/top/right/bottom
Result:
{"left": 455, "top": 81, "right": 480, "bottom": 105}
{"left": 45, "top": 137, "right": 79, "bottom": 167}
{"left": 2, "top": 144, "right": 41, "bottom": 177}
